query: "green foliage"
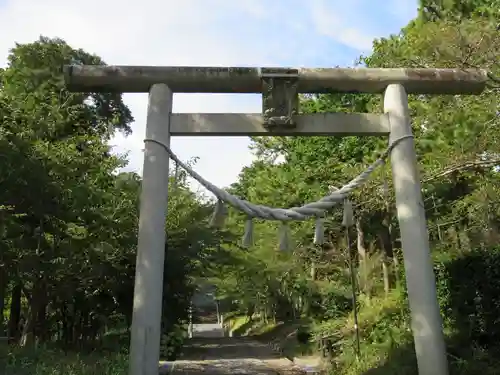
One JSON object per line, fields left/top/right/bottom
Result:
{"left": 417, "top": 0, "right": 500, "bottom": 22}
{"left": 1, "top": 36, "right": 220, "bottom": 370}
{"left": 325, "top": 289, "right": 414, "bottom": 375}
{"left": 208, "top": 3, "right": 500, "bottom": 375}
{"left": 324, "top": 247, "right": 500, "bottom": 375}
{"left": 301, "top": 281, "right": 352, "bottom": 322}
{"left": 1, "top": 337, "right": 128, "bottom": 375}
{"left": 436, "top": 246, "right": 500, "bottom": 346}
{"left": 160, "top": 324, "right": 187, "bottom": 361}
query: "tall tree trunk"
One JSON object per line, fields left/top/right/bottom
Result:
{"left": 393, "top": 249, "right": 401, "bottom": 286}
{"left": 81, "top": 310, "right": 89, "bottom": 343}
{"left": 459, "top": 227, "right": 472, "bottom": 253}
{"left": 356, "top": 218, "right": 369, "bottom": 298}
{"left": 35, "top": 298, "right": 48, "bottom": 342}
{"left": 7, "top": 283, "right": 21, "bottom": 343}
{"left": 381, "top": 259, "right": 390, "bottom": 297}
{"left": 310, "top": 261, "right": 316, "bottom": 280}
{"left": 485, "top": 212, "right": 499, "bottom": 246}
{"left": 20, "top": 221, "right": 46, "bottom": 346}
{"left": 0, "top": 210, "right": 6, "bottom": 332}
{"left": 379, "top": 209, "right": 395, "bottom": 296}
{"left": 449, "top": 225, "right": 461, "bottom": 251}
{"left": 0, "top": 269, "right": 6, "bottom": 334}
{"left": 19, "top": 307, "right": 34, "bottom": 347}
{"left": 62, "top": 302, "right": 70, "bottom": 346}
{"left": 19, "top": 280, "right": 48, "bottom": 347}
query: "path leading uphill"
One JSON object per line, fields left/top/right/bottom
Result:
{"left": 159, "top": 324, "right": 307, "bottom": 374}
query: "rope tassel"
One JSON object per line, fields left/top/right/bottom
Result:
{"left": 209, "top": 199, "right": 228, "bottom": 228}
{"left": 313, "top": 217, "right": 325, "bottom": 245}
{"left": 241, "top": 218, "right": 254, "bottom": 248}
{"left": 278, "top": 222, "right": 293, "bottom": 252}
{"left": 342, "top": 199, "right": 354, "bottom": 228}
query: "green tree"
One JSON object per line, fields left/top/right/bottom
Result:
{"left": 0, "top": 37, "right": 219, "bottom": 357}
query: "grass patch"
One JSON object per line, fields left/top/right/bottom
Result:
{"left": 0, "top": 328, "right": 184, "bottom": 375}
{"left": 226, "top": 316, "right": 317, "bottom": 359}
{"left": 1, "top": 345, "right": 129, "bottom": 375}
{"left": 225, "top": 314, "right": 251, "bottom": 335}
{"left": 314, "top": 285, "right": 500, "bottom": 375}
{"left": 224, "top": 313, "right": 317, "bottom": 359}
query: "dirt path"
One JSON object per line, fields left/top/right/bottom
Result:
{"left": 161, "top": 337, "right": 305, "bottom": 375}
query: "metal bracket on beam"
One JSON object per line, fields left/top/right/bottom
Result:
{"left": 260, "top": 68, "right": 299, "bottom": 130}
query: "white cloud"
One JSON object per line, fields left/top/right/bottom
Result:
{"left": 0, "top": 0, "right": 270, "bottom": 191}
{"left": 310, "top": 0, "right": 419, "bottom": 52}
{"left": 0, "top": 0, "right": 417, "bottom": 192}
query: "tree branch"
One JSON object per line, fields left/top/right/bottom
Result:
{"left": 354, "top": 158, "right": 500, "bottom": 209}
{"left": 423, "top": 159, "right": 500, "bottom": 183}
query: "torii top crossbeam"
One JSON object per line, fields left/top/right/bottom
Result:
{"left": 63, "top": 65, "right": 488, "bottom": 95}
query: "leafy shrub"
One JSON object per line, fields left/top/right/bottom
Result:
{"left": 296, "top": 327, "right": 312, "bottom": 344}
{"left": 160, "top": 323, "right": 187, "bottom": 361}
{"left": 435, "top": 245, "right": 500, "bottom": 347}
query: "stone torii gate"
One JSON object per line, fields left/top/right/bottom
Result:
{"left": 64, "top": 66, "right": 487, "bottom": 375}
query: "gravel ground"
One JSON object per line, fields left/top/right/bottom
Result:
{"left": 160, "top": 335, "right": 305, "bottom": 375}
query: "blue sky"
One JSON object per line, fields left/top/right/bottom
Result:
{"left": 0, "top": 0, "right": 417, "bottom": 193}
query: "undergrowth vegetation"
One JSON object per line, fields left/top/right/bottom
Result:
{"left": 2, "top": 347, "right": 128, "bottom": 375}
{"left": 332, "top": 246, "right": 500, "bottom": 375}
{"left": 0, "top": 36, "right": 218, "bottom": 375}
{"left": 224, "top": 246, "right": 500, "bottom": 375}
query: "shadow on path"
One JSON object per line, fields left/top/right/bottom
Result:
{"left": 181, "top": 337, "right": 282, "bottom": 361}
{"left": 163, "top": 337, "right": 305, "bottom": 375}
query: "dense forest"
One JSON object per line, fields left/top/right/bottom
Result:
{"left": 0, "top": 0, "right": 499, "bottom": 374}
{"left": 0, "top": 36, "right": 226, "bottom": 369}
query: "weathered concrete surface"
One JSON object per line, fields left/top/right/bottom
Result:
{"left": 160, "top": 337, "right": 305, "bottom": 375}
{"left": 64, "top": 65, "right": 488, "bottom": 94}
{"left": 168, "top": 113, "right": 390, "bottom": 137}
